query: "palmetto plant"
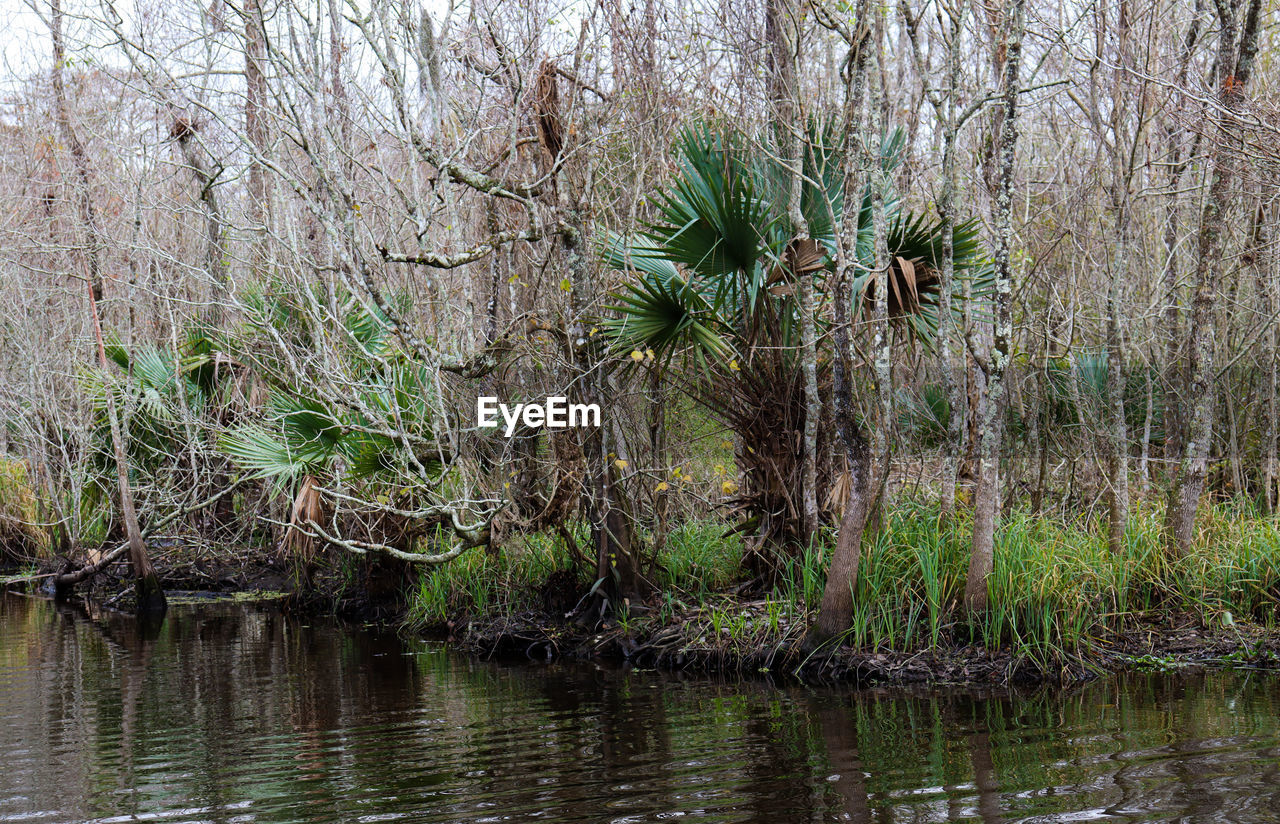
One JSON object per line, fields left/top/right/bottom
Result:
{"left": 79, "top": 327, "right": 240, "bottom": 539}
{"left": 219, "top": 285, "right": 456, "bottom": 560}
{"left": 604, "top": 123, "right": 989, "bottom": 577}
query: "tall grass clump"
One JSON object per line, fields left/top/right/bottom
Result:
{"left": 404, "top": 530, "right": 577, "bottom": 628}
{"left": 824, "top": 497, "right": 1280, "bottom": 667}
{"left": 0, "top": 459, "right": 44, "bottom": 565}
{"left": 401, "top": 495, "right": 1280, "bottom": 670}
{"left": 1167, "top": 502, "right": 1280, "bottom": 625}
{"left": 654, "top": 521, "right": 743, "bottom": 597}
{"left": 774, "top": 538, "right": 831, "bottom": 611}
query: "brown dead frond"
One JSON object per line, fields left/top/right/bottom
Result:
{"left": 533, "top": 60, "right": 563, "bottom": 161}
{"left": 825, "top": 470, "right": 852, "bottom": 517}
{"left": 282, "top": 474, "right": 325, "bottom": 561}
{"left": 862, "top": 256, "right": 940, "bottom": 319}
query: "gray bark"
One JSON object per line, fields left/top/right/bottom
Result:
{"left": 966, "top": 0, "right": 1026, "bottom": 614}
{"left": 768, "top": 0, "right": 819, "bottom": 539}
{"left": 49, "top": 0, "right": 104, "bottom": 307}
{"left": 1165, "top": 0, "right": 1264, "bottom": 556}
{"left": 244, "top": 0, "right": 270, "bottom": 276}
{"left": 900, "top": 0, "right": 967, "bottom": 519}
{"left": 809, "top": 0, "right": 873, "bottom": 643}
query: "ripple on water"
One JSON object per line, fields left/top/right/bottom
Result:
{"left": 3, "top": 594, "right": 1280, "bottom": 823}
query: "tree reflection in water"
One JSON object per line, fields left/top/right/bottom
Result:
{"left": 3, "top": 594, "right": 1280, "bottom": 823}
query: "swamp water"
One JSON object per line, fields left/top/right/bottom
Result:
{"left": 2, "top": 592, "right": 1279, "bottom": 823}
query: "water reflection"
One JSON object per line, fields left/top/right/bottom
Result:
{"left": 2, "top": 592, "right": 1279, "bottom": 823}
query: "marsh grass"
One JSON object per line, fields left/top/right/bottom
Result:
{"left": 405, "top": 521, "right": 745, "bottom": 627}
{"left": 405, "top": 528, "right": 578, "bottom": 626}
{"left": 405, "top": 498, "right": 1280, "bottom": 666}
{"left": 0, "top": 459, "right": 44, "bottom": 562}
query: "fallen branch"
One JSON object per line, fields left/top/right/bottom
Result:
{"left": 52, "top": 479, "right": 254, "bottom": 590}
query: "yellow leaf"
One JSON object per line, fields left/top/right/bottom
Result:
{"left": 728, "top": 359, "right": 740, "bottom": 371}
{"left": 713, "top": 463, "right": 725, "bottom": 476}
{"left": 630, "top": 350, "right": 645, "bottom": 362}
{"left": 614, "top": 459, "right": 629, "bottom": 470}
{"left": 560, "top": 278, "right": 573, "bottom": 292}
{"left": 655, "top": 481, "right": 669, "bottom": 493}
{"left": 721, "top": 480, "right": 739, "bottom": 495}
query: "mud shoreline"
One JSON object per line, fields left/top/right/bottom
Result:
{"left": 7, "top": 553, "right": 1280, "bottom": 689}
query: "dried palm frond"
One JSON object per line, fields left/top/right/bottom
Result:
{"left": 533, "top": 60, "right": 563, "bottom": 161}
{"left": 825, "top": 470, "right": 853, "bottom": 517}
{"left": 282, "top": 474, "right": 325, "bottom": 561}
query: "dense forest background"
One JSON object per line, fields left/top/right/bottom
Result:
{"left": 1, "top": 0, "right": 1278, "bottom": 645}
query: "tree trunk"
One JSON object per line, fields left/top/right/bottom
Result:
{"left": 900, "top": 0, "right": 968, "bottom": 520}
{"left": 49, "top": 0, "right": 165, "bottom": 616}
{"left": 566, "top": 216, "right": 649, "bottom": 607}
{"left": 768, "top": 0, "right": 820, "bottom": 540}
{"left": 1106, "top": 261, "right": 1129, "bottom": 553}
{"left": 1159, "top": 4, "right": 1205, "bottom": 484}
{"left": 175, "top": 130, "right": 229, "bottom": 325}
{"left": 88, "top": 285, "right": 167, "bottom": 617}
{"left": 808, "top": 0, "right": 873, "bottom": 643}
{"left": 1105, "top": 0, "right": 1136, "bottom": 554}
{"left": 867, "top": 19, "right": 893, "bottom": 540}
{"left": 48, "top": 0, "right": 103, "bottom": 308}
{"left": 966, "top": 0, "right": 1026, "bottom": 614}
{"left": 244, "top": 0, "right": 270, "bottom": 277}
{"left": 810, "top": 433, "right": 872, "bottom": 643}
{"left": 1264, "top": 201, "right": 1280, "bottom": 513}
{"left": 1165, "top": 0, "right": 1264, "bottom": 556}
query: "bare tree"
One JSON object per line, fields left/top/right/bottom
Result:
{"left": 966, "top": 0, "right": 1026, "bottom": 614}
{"left": 1165, "top": 0, "right": 1265, "bottom": 557}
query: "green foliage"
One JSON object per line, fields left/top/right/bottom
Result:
{"left": 406, "top": 500, "right": 1280, "bottom": 674}
{"left": 654, "top": 521, "right": 743, "bottom": 596}
{"left": 219, "top": 288, "right": 443, "bottom": 489}
{"left": 405, "top": 529, "right": 579, "bottom": 626}
{"left": 74, "top": 326, "right": 237, "bottom": 538}
{"left": 897, "top": 383, "right": 951, "bottom": 446}
{"left": 82, "top": 327, "right": 228, "bottom": 477}
{"left": 0, "top": 459, "right": 44, "bottom": 560}
{"left": 602, "top": 122, "right": 992, "bottom": 364}
{"left": 1034, "top": 355, "right": 1167, "bottom": 445}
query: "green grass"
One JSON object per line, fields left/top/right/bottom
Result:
{"left": 403, "top": 498, "right": 1280, "bottom": 668}
{"left": 654, "top": 521, "right": 743, "bottom": 596}
{"left": 404, "top": 529, "right": 579, "bottom": 627}
{"left": 808, "top": 498, "right": 1280, "bottom": 668}
{"left": 0, "top": 459, "right": 46, "bottom": 560}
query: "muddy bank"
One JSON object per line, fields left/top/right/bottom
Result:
{"left": 9, "top": 552, "right": 1280, "bottom": 689}
{"left": 438, "top": 606, "right": 1280, "bottom": 688}
{"left": 3, "top": 545, "right": 413, "bottom": 622}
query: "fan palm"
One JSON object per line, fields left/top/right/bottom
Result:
{"left": 79, "top": 327, "right": 238, "bottom": 539}
{"left": 219, "top": 288, "right": 450, "bottom": 559}
{"left": 603, "top": 123, "right": 990, "bottom": 578}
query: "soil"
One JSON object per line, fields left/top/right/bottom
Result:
{"left": 443, "top": 606, "right": 1280, "bottom": 688}
{"left": 3, "top": 543, "right": 407, "bottom": 623}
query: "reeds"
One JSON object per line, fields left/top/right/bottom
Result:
{"left": 405, "top": 498, "right": 1280, "bottom": 667}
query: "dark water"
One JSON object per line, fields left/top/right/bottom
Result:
{"left": 4, "top": 594, "right": 1280, "bottom": 823}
